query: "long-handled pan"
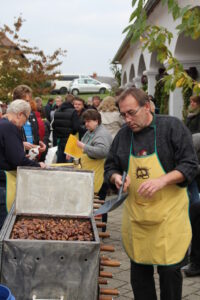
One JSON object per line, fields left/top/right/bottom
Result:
{"left": 94, "top": 171, "right": 128, "bottom": 216}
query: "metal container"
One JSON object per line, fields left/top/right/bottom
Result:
{"left": 0, "top": 167, "right": 100, "bottom": 300}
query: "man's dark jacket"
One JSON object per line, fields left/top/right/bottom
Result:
{"left": 53, "top": 102, "right": 80, "bottom": 142}
{"left": 45, "top": 103, "right": 53, "bottom": 122}
{"left": 105, "top": 114, "right": 198, "bottom": 187}
{"left": 186, "top": 112, "right": 200, "bottom": 134}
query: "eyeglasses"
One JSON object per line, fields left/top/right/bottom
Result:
{"left": 22, "top": 112, "right": 29, "bottom": 121}
{"left": 120, "top": 106, "right": 142, "bottom": 119}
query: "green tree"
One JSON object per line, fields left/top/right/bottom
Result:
{"left": 124, "top": 0, "right": 200, "bottom": 96}
{"left": 0, "top": 16, "right": 66, "bottom": 101}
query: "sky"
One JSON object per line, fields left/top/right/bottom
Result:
{"left": 0, "top": 0, "right": 132, "bottom": 76}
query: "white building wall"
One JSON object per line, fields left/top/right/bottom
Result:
{"left": 119, "top": 0, "right": 200, "bottom": 119}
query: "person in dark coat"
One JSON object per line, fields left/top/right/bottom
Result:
{"left": 183, "top": 133, "right": 200, "bottom": 277}
{"left": 92, "top": 95, "right": 101, "bottom": 109}
{"left": 53, "top": 94, "right": 80, "bottom": 163}
{"left": 45, "top": 98, "right": 54, "bottom": 122}
{"left": 184, "top": 201, "right": 200, "bottom": 277}
{"left": 0, "top": 100, "right": 45, "bottom": 229}
{"left": 104, "top": 87, "right": 198, "bottom": 300}
{"left": 73, "top": 97, "right": 87, "bottom": 140}
{"left": 186, "top": 95, "right": 200, "bottom": 134}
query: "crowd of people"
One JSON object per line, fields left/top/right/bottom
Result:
{"left": 0, "top": 86, "right": 124, "bottom": 228}
{"left": 1, "top": 84, "right": 200, "bottom": 299}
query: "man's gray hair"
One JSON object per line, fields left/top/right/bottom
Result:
{"left": 7, "top": 99, "right": 31, "bottom": 115}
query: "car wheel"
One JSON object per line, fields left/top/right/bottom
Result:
{"left": 59, "top": 87, "right": 68, "bottom": 95}
{"left": 72, "top": 89, "right": 79, "bottom": 96}
{"left": 51, "top": 90, "right": 57, "bottom": 95}
{"left": 99, "top": 88, "right": 106, "bottom": 94}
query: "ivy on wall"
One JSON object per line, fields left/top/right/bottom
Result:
{"left": 141, "top": 75, "right": 148, "bottom": 92}
{"left": 154, "top": 79, "right": 169, "bottom": 115}
{"left": 154, "top": 69, "right": 169, "bottom": 114}
{"left": 182, "top": 85, "right": 193, "bottom": 121}
{"left": 182, "top": 67, "right": 198, "bottom": 120}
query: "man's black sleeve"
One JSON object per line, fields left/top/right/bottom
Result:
{"left": 169, "top": 118, "right": 198, "bottom": 185}
{"left": 72, "top": 110, "right": 80, "bottom": 134}
{"left": 4, "top": 125, "right": 40, "bottom": 168}
{"left": 104, "top": 128, "right": 130, "bottom": 186}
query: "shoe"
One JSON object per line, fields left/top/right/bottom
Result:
{"left": 184, "top": 262, "right": 200, "bottom": 277}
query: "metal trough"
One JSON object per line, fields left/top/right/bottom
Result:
{"left": 0, "top": 167, "right": 100, "bottom": 300}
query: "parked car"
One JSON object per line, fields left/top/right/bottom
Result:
{"left": 69, "top": 78, "right": 111, "bottom": 96}
{"left": 51, "top": 74, "right": 91, "bottom": 95}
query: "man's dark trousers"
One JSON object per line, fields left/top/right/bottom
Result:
{"left": 190, "top": 202, "right": 200, "bottom": 265}
{"left": 131, "top": 260, "right": 183, "bottom": 300}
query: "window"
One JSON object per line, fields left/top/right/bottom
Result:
{"left": 78, "top": 79, "right": 85, "bottom": 84}
{"left": 58, "top": 75, "right": 78, "bottom": 81}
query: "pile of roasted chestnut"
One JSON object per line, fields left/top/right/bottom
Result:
{"left": 11, "top": 216, "right": 94, "bottom": 241}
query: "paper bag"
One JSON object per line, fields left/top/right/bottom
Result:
{"left": 64, "top": 134, "right": 83, "bottom": 159}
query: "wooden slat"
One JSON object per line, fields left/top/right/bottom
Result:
{"left": 100, "top": 288, "right": 119, "bottom": 296}
{"left": 96, "top": 222, "right": 106, "bottom": 228}
{"left": 98, "top": 277, "right": 108, "bottom": 285}
{"left": 99, "top": 271, "right": 113, "bottom": 278}
{"left": 101, "top": 260, "right": 120, "bottom": 267}
{"left": 100, "top": 245, "right": 115, "bottom": 252}
{"left": 93, "top": 203, "right": 101, "bottom": 209}
{"left": 99, "top": 296, "right": 113, "bottom": 300}
{"left": 99, "top": 232, "right": 110, "bottom": 238}
{"left": 94, "top": 199, "right": 105, "bottom": 204}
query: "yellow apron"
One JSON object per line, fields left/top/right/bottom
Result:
{"left": 122, "top": 128, "right": 191, "bottom": 265}
{"left": 81, "top": 154, "right": 104, "bottom": 193}
{"left": 4, "top": 170, "right": 17, "bottom": 212}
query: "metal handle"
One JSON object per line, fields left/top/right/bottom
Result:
{"left": 118, "top": 171, "right": 127, "bottom": 200}
{"left": 33, "top": 296, "right": 64, "bottom": 300}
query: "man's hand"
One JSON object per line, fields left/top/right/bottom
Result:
{"left": 39, "top": 162, "right": 46, "bottom": 169}
{"left": 137, "top": 170, "right": 185, "bottom": 198}
{"left": 77, "top": 141, "right": 85, "bottom": 150}
{"left": 137, "top": 178, "right": 166, "bottom": 198}
{"left": 111, "top": 173, "right": 130, "bottom": 192}
{"left": 66, "top": 154, "right": 71, "bottom": 160}
{"left": 39, "top": 141, "right": 46, "bottom": 153}
{"left": 23, "top": 142, "right": 35, "bottom": 150}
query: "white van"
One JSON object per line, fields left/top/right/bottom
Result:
{"left": 51, "top": 74, "right": 90, "bottom": 95}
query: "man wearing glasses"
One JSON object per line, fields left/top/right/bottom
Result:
{"left": 12, "top": 85, "right": 46, "bottom": 158}
{"left": 0, "top": 100, "right": 46, "bottom": 229}
{"left": 104, "top": 87, "right": 198, "bottom": 300}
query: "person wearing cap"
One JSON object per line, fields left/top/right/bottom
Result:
{"left": 0, "top": 100, "right": 45, "bottom": 230}
{"left": 104, "top": 87, "right": 198, "bottom": 300}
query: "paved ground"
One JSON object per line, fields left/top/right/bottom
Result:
{"left": 100, "top": 205, "right": 200, "bottom": 300}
